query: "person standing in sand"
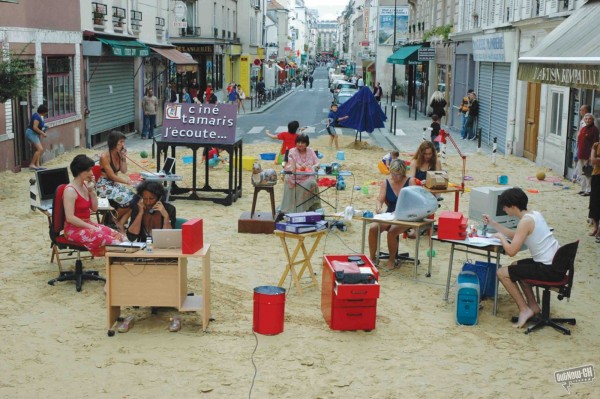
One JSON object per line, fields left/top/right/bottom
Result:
{"left": 483, "top": 188, "right": 561, "bottom": 328}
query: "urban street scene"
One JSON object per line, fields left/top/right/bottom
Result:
{"left": 0, "top": 0, "right": 598, "bottom": 397}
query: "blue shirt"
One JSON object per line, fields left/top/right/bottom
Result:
{"left": 29, "top": 113, "right": 46, "bottom": 131}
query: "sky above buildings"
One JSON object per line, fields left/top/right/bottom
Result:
{"left": 305, "top": 0, "right": 347, "bottom": 20}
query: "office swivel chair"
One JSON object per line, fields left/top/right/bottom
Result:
{"left": 47, "top": 184, "right": 105, "bottom": 292}
{"left": 513, "top": 241, "right": 579, "bottom": 335}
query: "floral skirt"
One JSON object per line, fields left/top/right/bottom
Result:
{"left": 96, "top": 176, "right": 135, "bottom": 207}
{"left": 64, "top": 220, "right": 123, "bottom": 256}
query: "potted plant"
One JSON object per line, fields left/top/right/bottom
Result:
{"left": 93, "top": 12, "right": 104, "bottom": 25}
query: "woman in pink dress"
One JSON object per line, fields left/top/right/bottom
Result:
{"left": 278, "top": 134, "right": 321, "bottom": 215}
{"left": 63, "top": 155, "right": 125, "bottom": 256}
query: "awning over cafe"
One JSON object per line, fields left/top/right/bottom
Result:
{"left": 387, "top": 45, "right": 422, "bottom": 65}
{"left": 518, "top": 1, "right": 600, "bottom": 89}
{"left": 150, "top": 46, "right": 197, "bottom": 73}
{"left": 97, "top": 38, "right": 150, "bottom": 57}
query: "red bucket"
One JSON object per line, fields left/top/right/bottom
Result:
{"left": 253, "top": 286, "right": 286, "bottom": 335}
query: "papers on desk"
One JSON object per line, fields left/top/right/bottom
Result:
{"left": 373, "top": 212, "right": 394, "bottom": 221}
{"left": 466, "top": 236, "right": 502, "bottom": 247}
{"left": 105, "top": 242, "right": 146, "bottom": 253}
{"left": 98, "top": 197, "right": 110, "bottom": 208}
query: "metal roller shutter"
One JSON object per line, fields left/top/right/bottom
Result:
{"left": 490, "top": 63, "right": 510, "bottom": 153}
{"left": 453, "top": 55, "right": 468, "bottom": 131}
{"left": 477, "top": 63, "right": 493, "bottom": 144}
{"left": 88, "top": 58, "right": 135, "bottom": 135}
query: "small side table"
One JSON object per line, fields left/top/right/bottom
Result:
{"left": 274, "top": 229, "right": 325, "bottom": 294}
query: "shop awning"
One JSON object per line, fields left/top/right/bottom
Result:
{"left": 387, "top": 45, "right": 422, "bottom": 65}
{"left": 97, "top": 38, "right": 150, "bottom": 57}
{"left": 518, "top": 1, "right": 600, "bottom": 88}
{"left": 150, "top": 46, "right": 197, "bottom": 73}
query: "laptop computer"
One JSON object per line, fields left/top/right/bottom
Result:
{"left": 152, "top": 229, "right": 182, "bottom": 249}
{"left": 140, "top": 156, "right": 176, "bottom": 179}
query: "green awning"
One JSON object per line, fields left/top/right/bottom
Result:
{"left": 387, "top": 45, "right": 422, "bottom": 65}
{"left": 97, "top": 38, "right": 150, "bottom": 57}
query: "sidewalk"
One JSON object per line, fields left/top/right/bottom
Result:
{"left": 370, "top": 100, "right": 492, "bottom": 156}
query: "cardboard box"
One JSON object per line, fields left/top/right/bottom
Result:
{"left": 182, "top": 218, "right": 203, "bottom": 254}
{"left": 425, "top": 171, "right": 449, "bottom": 189}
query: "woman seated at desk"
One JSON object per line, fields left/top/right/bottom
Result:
{"left": 96, "top": 131, "right": 135, "bottom": 232}
{"left": 369, "top": 159, "right": 417, "bottom": 269}
{"left": 64, "top": 155, "right": 125, "bottom": 256}
{"left": 126, "top": 180, "right": 177, "bottom": 242}
{"left": 279, "top": 134, "right": 321, "bottom": 216}
{"left": 408, "top": 141, "right": 441, "bottom": 182}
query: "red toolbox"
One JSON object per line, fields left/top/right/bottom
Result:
{"left": 437, "top": 211, "right": 468, "bottom": 240}
{"left": 321, "top": 255, "right": 380, "bottom": 331}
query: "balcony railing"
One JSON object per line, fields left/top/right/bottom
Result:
{"left": 112, "top": 6, "right": 126, "bottom": 30}
{"left": 131, "top": 10, "right": 142, "bottom": 30}
{"left": 92, "top": 2, "right": 107, "bottom": 26}
{"left": 181, "top": 26, "right": 201, "bottom": 37}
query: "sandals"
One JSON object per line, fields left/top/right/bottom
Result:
{"left": 595, "top": 236, "right": 600, "bottom": 244}
{"left": 117, "top": 315, "right": 135, "bottom": 333}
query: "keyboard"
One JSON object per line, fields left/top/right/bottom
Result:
{"left": 140, "top": 171, "right": 165, "bottom": 179}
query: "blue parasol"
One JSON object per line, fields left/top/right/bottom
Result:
{"left": 337, "top": 86, "right": 387, "bottom": 141}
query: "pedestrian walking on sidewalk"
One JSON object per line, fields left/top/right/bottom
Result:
{"left": 464, "top": 92, "right": 479, "bottom": 140}
{"left": 459, "top": 89, "right": 474, "bottom": 139}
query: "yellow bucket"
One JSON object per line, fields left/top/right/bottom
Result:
{"left": 242, "top": 156, "right": 257, "bottom": 171}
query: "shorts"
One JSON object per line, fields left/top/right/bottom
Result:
{"left": 25, "top": 128, "right": 41, "bottom": 145}
{"left": 507, "top": 258, "right": 565, "bottom": 283}
{"left": 326, "top": 126, "right": 336, "bottom": 135}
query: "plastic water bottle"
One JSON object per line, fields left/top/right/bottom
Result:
{"left": 145, "top": 235, "right": 153, "bottom": 253}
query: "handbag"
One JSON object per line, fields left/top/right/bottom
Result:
{"left": 582, "top": 163, "right": 593, "bottom": 177}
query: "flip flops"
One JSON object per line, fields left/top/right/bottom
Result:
{"left": 117, "top": 315, "right": 135, "bottom": 333}
{"left": 595, "top": 236, "right": 600, "bottom": 244}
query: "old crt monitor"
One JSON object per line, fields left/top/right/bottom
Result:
{"left": 36, "top": 167, "right": 70, "bottom": 208}
{"left": 468, "top": 186, "right": 518, "bottom": 232}
{"left": 394, "top": 186, "right": 438, "bottom": 221}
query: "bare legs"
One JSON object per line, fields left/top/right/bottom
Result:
{"left": 497, "top": 266, "right": 540, "bottom": 328}
{"left": 29, "top": 142, "right": 44, "bottom": 168}
{"left": 114, "top": 208, "right": 132, "bottom": 234}
{"left": 328, "top": 133, "right": 339, "bottom": 150}
{"left": 368, "top": 223, "right": 408, "bottom": 270}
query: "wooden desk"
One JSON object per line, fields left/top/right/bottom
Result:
{"left": 425, "top": 186, "right": 464, "bottom": 212}
{"left": 274, "top": 230, "right": 325, "bottom": 294}
{"left": 105, "top": 245, "right": 211, "bottom": 333}
{"left": 430, "top": 236, "right": 502, "bottom": 316}
{"left": 358, "top": 216, "right": 434, "bottom": 278}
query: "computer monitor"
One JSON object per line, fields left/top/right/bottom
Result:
{"left": 468, "top": 186, "right": 518, "bottom": 232}
{"left": 394, "top": 186, "right": 438, "bottom": 221}
{"left": 162, "top": 157, "right": 176, "bottom": 175}
{"left": 36, "top": 167, "right": 70, "bottom": 202}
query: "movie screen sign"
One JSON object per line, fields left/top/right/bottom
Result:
{"left": 161, "top": 103, "right": 237, "bottom": 145}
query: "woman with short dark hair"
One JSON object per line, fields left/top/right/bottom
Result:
{"left": 126, "top": 180, "right": 177, "bottom": 242}
{"left": 64, "top": 155, "right": 125, "bottom": 256}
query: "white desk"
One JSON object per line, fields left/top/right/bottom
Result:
{"left": 430, "top": 236, "right": 503, "bottom": 316}
{"left": 357, "top": 215, "right": 434, "bottom": 278}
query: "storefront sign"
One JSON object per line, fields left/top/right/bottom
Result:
{"left": 518, "top": 63, "right": 600, "bottom": 89}
{"left": 473, "top": 32, "right": 514, "bottom": 62}
{"left": 418, "top": 48, "right": 435, "bottom": 61}
{"left": 161, "top": 103, "right": 237, "bottom": 145}
{"left": 176, "top": 44, "right": 214, "bottom": 54}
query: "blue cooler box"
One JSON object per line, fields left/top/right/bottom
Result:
{"left": 462, "top": 261, "right": 496, "bottom": 299}
{"left": 456, "top": 271, "right": 480, "bottom": 325}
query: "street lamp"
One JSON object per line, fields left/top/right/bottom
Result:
{"left": 391, "top": 0, "right": 397, "bottom": 103}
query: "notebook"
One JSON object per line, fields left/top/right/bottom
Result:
{"left": 152, "top": 229, "right": 182, "bottom": 249}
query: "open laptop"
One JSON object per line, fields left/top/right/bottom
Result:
{"left": 152, "top": 229, "right": 182, "bottom": 249}
{"left": 141, "top": 156, "right": 176, "bottom": 179}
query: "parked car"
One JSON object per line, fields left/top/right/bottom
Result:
{"left": 330, "top": 80, "right": 357, "bottom": 98}
{"left": 335, "top": 90, "right": 357, "bottom": 106}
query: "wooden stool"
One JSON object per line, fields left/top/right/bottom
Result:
{"left": 251, "top": 185, "right": 276, "bottom": 218}
{"left": 274, "top": 230, "right": 324, "bottom": 295}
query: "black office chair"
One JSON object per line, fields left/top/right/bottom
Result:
{"left": 513, "top": 241, "right": 579, "bottom": 335}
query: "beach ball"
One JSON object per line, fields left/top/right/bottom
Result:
{"left": 140, "top": 150, "right": 148, "bottom": 159}
{"left": 536, "top": 171, "right": 546, "bottom": 181}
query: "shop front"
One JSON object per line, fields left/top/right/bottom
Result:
{"left": 83, "top": 37, "right": 149, "bottom": 146}
{"left": 473, "top": 32, "right": 516, "bottom": 154}
{"left": 518, "top": 1, "right": 600, "bottom": 177}
{"left": 173, "top": 44, "right": 224, "bottom": 102}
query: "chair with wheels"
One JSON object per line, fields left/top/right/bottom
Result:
{"left": 47, "top": 184, "right": 105, "bottom": 292}
{"left": 515, "top": 240, "right": 579, "bottom": 335}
